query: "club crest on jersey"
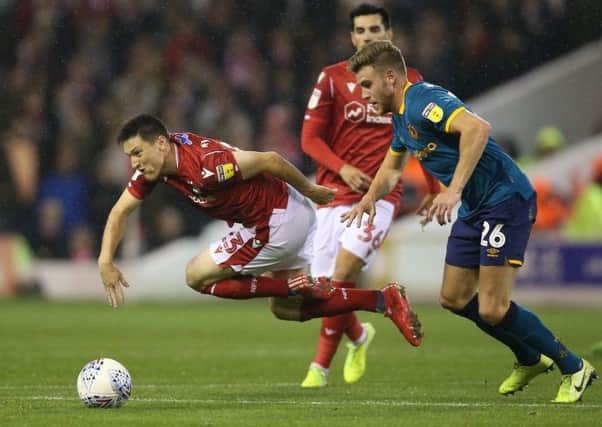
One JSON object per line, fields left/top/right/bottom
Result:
{"left": 422, "top": 102, "right": 444, "bottom": 123}
{"left": 413, "top": 142, "right": 438, "bottom": 160}
{"left": 174, "top": 134, "right": 193, "bottom": 145}
{"left": 216, "top": 163, "right": 236, "bottom": 182}
{"left": 407, "top": 124, "right": 419, "bottom": 140}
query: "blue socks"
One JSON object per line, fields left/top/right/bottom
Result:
{"left": 453, "top": 295, "right": 540, "bottom": 366}
{"left": 453, "top": 295, "right": 582, "bottom": 374}
{"left": 497, "top": 301, "right": 582, "bottom": 374}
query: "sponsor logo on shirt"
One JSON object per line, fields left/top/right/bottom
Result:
{"left": 344, "top": 101, "right": 365, "bottom": 123}
{"left": 413, "top": 142, "right": 438, "bottom": 160}
{"left": 344, "top": 101, "right": 391, "bottom": 124}
{"left": 422, "top": 102, "right": 444, "bottom": 123}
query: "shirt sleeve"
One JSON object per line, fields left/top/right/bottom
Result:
{"left": 200, "top": 149, "right": 243, "bottom": 190}
{"left": 389, "top": 126, "right": 407, "bottom": 156}
{"left": 303, "top": 70, "right": 333, "bottom": 126}
{"left": 126, "top": 169, "right": 157, "bottom": 199}
{"left": 408, "top": 85, "right": 466, "bottom": 134}
{"left": 300, "top": 69, "right": 347, "bottom": 173}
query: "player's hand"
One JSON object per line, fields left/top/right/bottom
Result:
{"left": 340, "top": 195, "right": 376, "bottom": 228}
{"left": 306, "top": 184, "right": 337, "bottom": 205}
{"left": 339, "top": 164, "right": 372, "bottom": 193}
{"left": 99, "top": 262, "right": 130, "bottom": 308}
{"left": 416, "top": 193, "right": 438, "bottom": 227}
{"left": 425, "top": 189, "right": 461, "bottom": 226}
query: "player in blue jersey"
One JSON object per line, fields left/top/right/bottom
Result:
{"left": 341, "top": 40, "right": 597, "bottom": 403}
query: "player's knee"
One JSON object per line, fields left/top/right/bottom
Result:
{"left": 438, "top": 293, "right": 465, "bottom": 312}
{"left": 478, "top": 306, "right": 506, "bottom": 326}
{"left": 185, "top": 260, "right": 209, "bottom": 291}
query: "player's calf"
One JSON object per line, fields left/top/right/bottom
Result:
{"left": 269, "top": 296, "right": 303, "bottom": 321}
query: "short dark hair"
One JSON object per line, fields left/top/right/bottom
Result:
{"left": 348, "top": 40, "right": 406, "bottom": 75}
{"left": 117, "top": 114, "right": 169, "bottom": 145}
{"left": 349, "top": 3, "right": 390, "bottom": 31}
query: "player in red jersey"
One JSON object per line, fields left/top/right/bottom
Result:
{"left": 299, "top": 4, "right": 439, "bottom": 387}
{"left": 98, "top": 114, "right": 423, "bottom": 347}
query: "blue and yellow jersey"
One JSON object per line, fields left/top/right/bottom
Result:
{"left": 391, "top": 81, "right": 533, "bottom": 218}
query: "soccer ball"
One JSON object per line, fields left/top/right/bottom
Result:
{"left": 76, "top": 358, "right": 132, "bottom": 408}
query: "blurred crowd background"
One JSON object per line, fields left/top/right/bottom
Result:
{"left": 0, "top": 0, "right": 601, "bottom": 296}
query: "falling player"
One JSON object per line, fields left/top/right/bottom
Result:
{"left": 98, "top": 114, "right": 423, "bottom": 350}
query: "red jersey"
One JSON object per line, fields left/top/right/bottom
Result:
{"left": 126, "top": 133, "right": 288, "bottom": 228}
{"left": 302, "top": 61, "right": 423, "bottom": 212}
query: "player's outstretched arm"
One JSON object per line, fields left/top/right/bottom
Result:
{"left": 98, "top": 189, "right": 142, "bottom": 308}
{"left": 341, "top": 149, "right": 407, "bottom": 227}
{"left": 233, "top": 150, "right": 336, "bottom": 205}
{"left": 425, "top": 110, "right": 490, "bottom": 225}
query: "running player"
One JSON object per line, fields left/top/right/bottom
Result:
{"left": 299, "top": 3, "right": 437, "bottom": 388}
{"left": 98, "top": 114, "right": 423, "bottom": 347}
{"left": 342, "top": 41, "right": 596, "bottom": 403}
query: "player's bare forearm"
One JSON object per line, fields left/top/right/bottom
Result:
{"left": 267, "top": 152, "right": 315, "bottom": 195}
{"left": 365, "top": 150, "right": 406, "bottom": 201}
{"left": 424, "top": 111, "right": 490, "bottom": 226}
{"left": 234, "top": 150, "right": 335, "bottom": 204}
{"left": 98, "top": 210, "right": 127, "bottom": 266}
{"left": 237, "top": 150, "right": 314, "bottom": 194}
{"left": 447, "top": 111, "right": 491, "bottom": 193}
{"left": 98, "top": 190, "right": 140, "bottom": 266}
{"left": 340, "top": 152, "right": 405, "bottom": 227}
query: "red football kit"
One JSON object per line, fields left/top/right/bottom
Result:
{"left": 126, "top": 133, "right": 288, "bottom": 228}
{"left": 300, "top": 62, "right": 435, "bottom": 370}
{"left": 301, "top": 62, "right": 437, "bottom": 214}
{"left": 122, "top": 132, "right": 422, "bottom": 339}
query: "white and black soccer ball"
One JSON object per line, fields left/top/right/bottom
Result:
{"left": 76, "top": 358, "right": 132, "bottom": 408}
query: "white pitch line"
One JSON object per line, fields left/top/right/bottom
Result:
{"left": 7, "top": 395, "right": 602, "bottom": 409}
{"left": 0, "top": 383, "right": 298, "bottom": 390}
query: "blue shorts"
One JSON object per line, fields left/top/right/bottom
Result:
{"left": 445, "top": 193, "right": 537, "bottom": 268}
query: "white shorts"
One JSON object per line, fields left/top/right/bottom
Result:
{"left": 209, "top": 185, "right": 315, "bottom": 275}
{"left": 310, "top": 200, "right": 395, "bottom": 277}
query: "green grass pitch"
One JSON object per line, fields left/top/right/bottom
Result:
{"left": 1, "top": 298, "right": 601, "bottom": 426}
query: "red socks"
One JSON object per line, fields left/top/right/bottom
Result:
{"left": 200, "top": 276, "right": 289, "bottom": 299}
{"left": 312, "top": 281, "right": 365, "bottom": 368}
{"left": 301, "top": 288, "right": 378, "bottom": 321}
